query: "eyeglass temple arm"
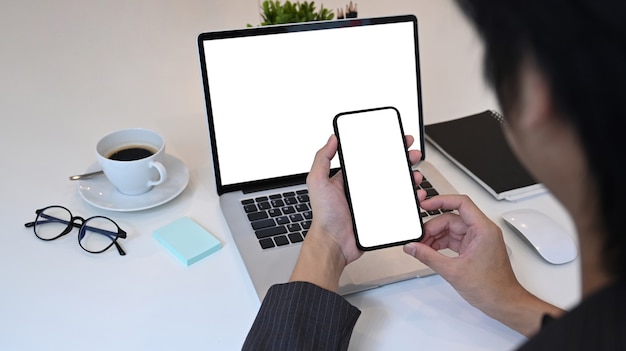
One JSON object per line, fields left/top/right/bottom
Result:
{"left": 28, "top": 213, "right": 122, "bottom": 240}
{"left": 114, "top": 241, "right": 127, "bottom": 256}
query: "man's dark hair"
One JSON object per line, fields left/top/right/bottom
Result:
{"left": 456, "top": 0, "right": 626, "bottom": 278}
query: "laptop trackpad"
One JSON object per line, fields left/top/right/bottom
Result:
{"left": 338, "top": 245, "right": 438, "bottom": 295}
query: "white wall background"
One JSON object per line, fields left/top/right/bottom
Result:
{"left": 221, "top": 0, "right": 499, "bottom": 121}
{"left": 0, "top": 0, "right": 496, "bottom": 139}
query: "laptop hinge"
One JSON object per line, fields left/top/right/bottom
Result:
{"left": 239, "top": 168, "right": 339, "bottom": 194}
{"left": 242, "top": 177, "right": 307, "bottom": 194}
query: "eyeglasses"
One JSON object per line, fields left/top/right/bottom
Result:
{"left": 24, "top": 205, "right": 127, "bottom": 256}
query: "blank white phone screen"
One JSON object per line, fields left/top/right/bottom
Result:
{"left": 335, "top": 108, "right": 424, "bottom": 249}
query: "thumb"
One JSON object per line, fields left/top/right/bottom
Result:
{"left": 403, "top": 242, "right": 451, "bottom": 274}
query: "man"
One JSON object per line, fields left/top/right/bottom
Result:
{"left": 243, "top": 0, "right": 626, "bottom": 349}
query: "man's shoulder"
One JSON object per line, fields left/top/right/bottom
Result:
{"left": 519, "top": 280, "right": 626, "bottom": 350}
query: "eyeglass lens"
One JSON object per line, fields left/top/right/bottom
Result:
{"left": 78, "top": 216, "right": 119, "bottom": 253}
{"left": 34, "top": 206, "right": 73, "bottom": 240}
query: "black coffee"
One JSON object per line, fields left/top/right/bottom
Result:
{"left": 107, "top": 146, "right": 156, "bottom": 161}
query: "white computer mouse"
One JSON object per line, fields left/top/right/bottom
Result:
{"left": 501, "top": 209, "right": 577, "bottom": 264}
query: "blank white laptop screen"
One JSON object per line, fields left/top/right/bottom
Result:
{"left": 201, "top": 18, "right": 422, "bottom": 188}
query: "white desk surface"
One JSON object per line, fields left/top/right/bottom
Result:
{"left": 0, "top": 1, "right": 580, "bottom": 350}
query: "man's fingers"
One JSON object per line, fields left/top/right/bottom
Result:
{"left": 405, "top": 135, "right": 415, "bottom": 148}
{"left": 420, "top": 194, "right": 487, "bottom": 227}
{"left": 308, "top": 135, "right": 338, "bottom": 185}
{"left": 416, "top": 188, "right": 427, "bottom": 202}
{"left": 404, "top": 242, "right": 452, "bottom": 275}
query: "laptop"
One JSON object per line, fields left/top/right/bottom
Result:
{"left": 197, "top": 15, "right": 458, "bottom": 299}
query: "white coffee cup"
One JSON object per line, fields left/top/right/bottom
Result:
{"left": 96, "top": 128, "right": 168, "bottom": 195}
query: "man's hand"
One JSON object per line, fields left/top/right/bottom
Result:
{"left": 404, "top": 194, "right": 564, "bottom": 336}
{"left": 290, "top": 134, "right": 423, "bottom": 292}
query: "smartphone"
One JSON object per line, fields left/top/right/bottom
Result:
{"left": 333, "top": 106, "right": 424, "bottom": 251}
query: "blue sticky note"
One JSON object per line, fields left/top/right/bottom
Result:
{"left": 153, "top": 217, "right": 222, "bottom": 266}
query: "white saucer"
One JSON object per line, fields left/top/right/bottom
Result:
{"left": 78, "top": 154, "right": 189, "bottom": 212}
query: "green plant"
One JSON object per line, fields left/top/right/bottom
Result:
{"left": 254, "top": 1, "right": 334, "bottom": 26}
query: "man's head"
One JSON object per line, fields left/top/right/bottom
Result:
{"left": 456, "top": 0, "right": 626, "bottom": 278}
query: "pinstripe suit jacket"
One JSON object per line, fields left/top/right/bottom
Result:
{"left": 242, "top": 282, "right": 361, "bottom": 350}
{"left": 243, "top": 280, "right": 626, "bottom": 350}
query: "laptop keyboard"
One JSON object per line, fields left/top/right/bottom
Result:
{"left": 242, "top": 176, "right": 448, "bottom": 249}
{"left": 242, "top": 190, "right": 312, "bottom": 249}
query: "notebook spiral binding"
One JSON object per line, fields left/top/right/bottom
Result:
{"left": 490, "top": 110, "right": 506, "bottom": 125}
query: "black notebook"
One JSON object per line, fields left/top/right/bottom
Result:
{"left": 424, "top": 110, "right": 545, "bottom": 201}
